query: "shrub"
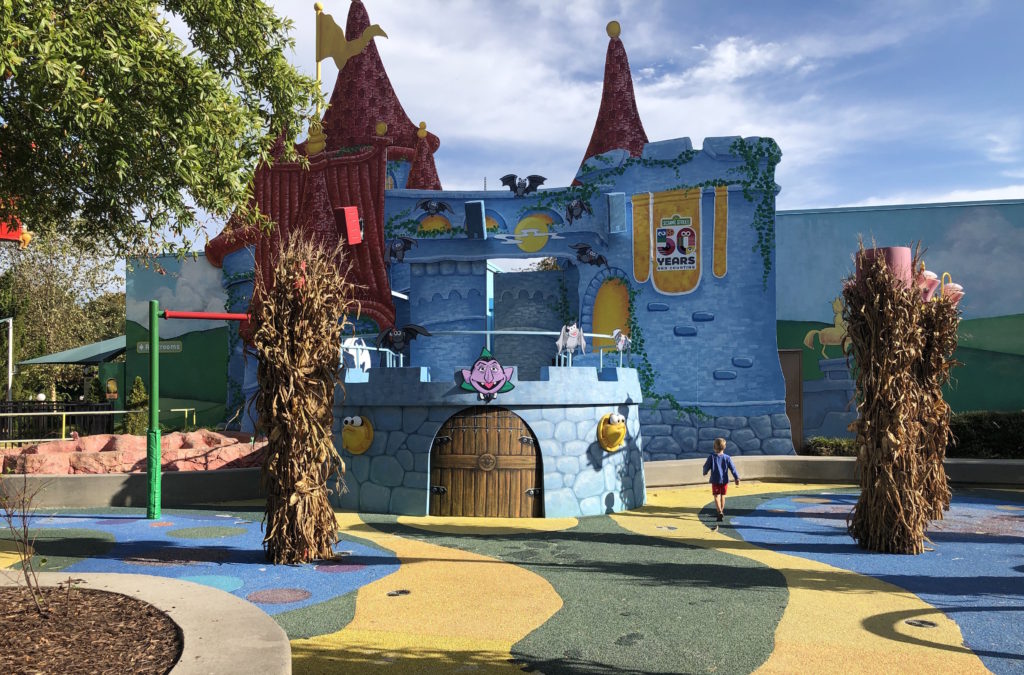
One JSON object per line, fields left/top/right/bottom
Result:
{"left": 122, "top": 376, "right": 148, "bottom": 436}
{"left": 948, "top": 411, "right": 1024, "bottom": 459}
{"left": 799, "top": 411, "right": 1024, "bottom": 459}
{"left": 802, "top": 437, "right": 857, "bottom": 457}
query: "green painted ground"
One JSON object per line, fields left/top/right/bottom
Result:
{"left": 361, "top": 512, "right": 788, "bottom": 675}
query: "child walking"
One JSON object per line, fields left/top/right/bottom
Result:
{"left": 702, "top": 437, "right": 740, "bottom": 521}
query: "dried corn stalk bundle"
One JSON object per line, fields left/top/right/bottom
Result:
{"left": 915, "top": 296, "right": 960, "bottom": 520}
{"left": 252, "top": 236, "right": 355, "bottom": 565}
{"left": 843, "top": 248, "right": 929, "bottom": 554}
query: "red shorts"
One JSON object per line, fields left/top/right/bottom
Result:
{"left": 711, "top": 483, "right": 728, "bottom": 496}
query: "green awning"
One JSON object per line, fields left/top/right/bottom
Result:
{"left": 18, "top": 335, "right": 126, "bottom": 366}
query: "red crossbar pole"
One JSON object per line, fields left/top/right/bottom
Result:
{"left": 161, "top": 310, "right": 251, "bottom": 321}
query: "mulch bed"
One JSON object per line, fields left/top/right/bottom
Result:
{"left": 0, "top": 585, "right": 182, "bottom": 674}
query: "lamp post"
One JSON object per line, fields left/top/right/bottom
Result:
{"left": 0, "top": 317, "right": 12, "bottom": 402}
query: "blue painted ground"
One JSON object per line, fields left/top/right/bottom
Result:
{"left": 731, "top": 490, "right": 1024, "bottom": 675}
{"left": 28, "top": 511, "right": 399, "bottom": 616}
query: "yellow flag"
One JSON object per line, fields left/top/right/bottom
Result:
{"left": 316, "top": 10, "right": 387, "bottom": 71}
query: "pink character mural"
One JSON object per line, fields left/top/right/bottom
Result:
{"left": 459, "top": 348, "right": 515, "bottom": 402}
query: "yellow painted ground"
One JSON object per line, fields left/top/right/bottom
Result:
{"left": 0, "top": 539, "right": 29, "bottom": 569}
{"left": 291, "top": 513, "right": 570, "bottom": 674}
{"left": 613, "top": 484, "right": 989, "bottom": 675}
{"left": 397, "top": 515, "right": 578, "bottom": 536}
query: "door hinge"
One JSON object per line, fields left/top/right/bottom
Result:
{"left": 430, "top": 485, "right": 448, "bottom": 495}
{"left": 518, "top": 436, "right": 535, "bottom": 446}
{"left": 524, "top": 487, "right": 542, "bottom": 497}
{"left": 433, "top": 435, "right": 451, "bottom": 446}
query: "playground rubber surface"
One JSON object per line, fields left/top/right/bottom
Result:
{"left": 3, "top": 483, "right": 1021, "bottom": 674}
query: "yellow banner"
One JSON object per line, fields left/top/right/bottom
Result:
{"left": 713, "top": 185, "right": 728, "bottom": 278}
{"left": 651, "top": 189, "right": 701, "bottom": 295}
{"left": 631, "top": 192, "right": 651, "bottom": 283}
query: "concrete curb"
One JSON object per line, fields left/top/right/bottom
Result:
{"left": 645, "top": 456, "right": 1024, "bottom": 488}
{"left": 0, "top": 467, "right": 263, "bottom": 509}
{"left": 0, "top": 572, "right": 290, "bottom": 675}
{"left": 4, "top": 457, "right": 1021, "bottom": 509}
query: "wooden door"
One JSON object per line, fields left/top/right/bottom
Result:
{"left": 778, "top": 350, "right": 804, "bottom": 452}
{"left": 429, "top": 407, "right": 543, "bottom": 517}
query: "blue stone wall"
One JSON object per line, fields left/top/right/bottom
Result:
{"left": 332, "top": 366, "right": 645, "bottom": 517}
{"left": 640, "top": 402, "right": 794, "bottom": 459}
{"left": 408, "top": 260, "right": 488, "bottom": 378}
{"left": 492, "top": 268, "right": 579, "bottom": 380}
{"left": 382, "top": 136, "right": 794, "bottom": 460}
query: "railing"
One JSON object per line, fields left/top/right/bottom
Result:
{"left": 171, "top": 407, "right": 197, "bottom": 428}
{"left": 0, "top": 407, "right": 147, "bottom": 447}
{"left": 344, "top": 329, "right": 632, "bottom": 370}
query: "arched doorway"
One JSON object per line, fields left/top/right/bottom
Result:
{"left": 591, "top": 276, "right": 630, "bottom": 348}
{"left": 429, "top": 407, "right": 543, "bottom": 517}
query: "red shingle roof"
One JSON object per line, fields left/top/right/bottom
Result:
{"left": 205, "top": 140, "right": 395, "bottom": 332}
{"left": 578, "top": 30, "right": 648, "bottom": 173}
{"left": 321, "top": 0, "right": 441, "bottom": 189}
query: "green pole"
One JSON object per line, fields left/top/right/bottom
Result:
{"left": 147, "top": 299, "right": 161, "bottom": 519}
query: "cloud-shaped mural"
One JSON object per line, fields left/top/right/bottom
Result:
{"left": 127, "top": 257, "right": 228, "bottom": 338}
{"left": 926, "top": 209, "right": 1024, "bottom": 318}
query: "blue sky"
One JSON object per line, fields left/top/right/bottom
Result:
{"left": 259, "top": 0, "right": 1024, "bottom": 210}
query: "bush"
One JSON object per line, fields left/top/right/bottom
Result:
{"left": 948, "top": 411, "right": 1024, "bottom": 459}
{"left": 802, "top": 437, "right": 857, "bottom": 457}
{"left": 122, "top": 376, "right": 148, "bottom": 436}
{"left": 799, "top": 411, "right": 1024, "bottom": 459}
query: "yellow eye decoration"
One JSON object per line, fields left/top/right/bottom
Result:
{"left": 341, "top": 415, "right": 374, "bottom": 454}
{"left": 597, "top": 413, "right": 627, "bottom": 452}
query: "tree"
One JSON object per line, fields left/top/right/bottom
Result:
{"left": 0, "top": 234, "right": 123, "bottom": 400}
{"left": 123, "top": 375, "right": 148, "bottom": 435}
{"left": 0, "top": 0, "right": 320, "bottom": 257}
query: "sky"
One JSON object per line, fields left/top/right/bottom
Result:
{"left": 252, "top": 0, "right": 1024, "bottom": 211}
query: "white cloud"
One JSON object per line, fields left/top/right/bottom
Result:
{"left": 927, "top": 209, "right": 1024, "bottom": 317}
{"left": 127, "top": 261, "right": 228, "bottom": 338}
{"left": 844, "top": 185, "right": 1024, "bottom": 208}
{"left": 256, "top": 0, "right": 1016, "bottom": 207}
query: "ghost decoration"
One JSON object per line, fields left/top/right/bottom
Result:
{"left": 341, "top": 337, "right": 372, "bottom": 372}
{"left": 459, "top": 348, "right": 515, "bottom": 402}
{"left": 556, "top": 321, "right": 587, "bottom": 360}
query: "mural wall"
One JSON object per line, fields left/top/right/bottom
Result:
{"left": 125, "top": 255, "right": 230, "bottom": 429}
{"left": 775, "top": 199, "right": 1024, "bottom": 440}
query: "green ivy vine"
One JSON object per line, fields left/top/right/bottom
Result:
{"left": 728, "top": 137, "right": 782, "bottom": 289}
{"left": 546, "top": 270, "right": 574, "bottom": 326}
{"left": 610, "top": 273, "right": 709, "bottom": 422}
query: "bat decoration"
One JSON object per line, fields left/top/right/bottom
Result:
{"left": 611, "top": 328, "right": 632, "bottom": 353}
{"left": 459, "top": 347, "right": 515, "bottom": 402}
{"left": 569, "top": 242, "right": 609, "bottom": 268}
{"left": 564, "top": 198, "right": 593, "bottom": 225}
{"left": 376, "top": 324, "right": 431, "bottom": 356}
{"left": 500, "top": 174, "right": 546, "bottom": 197}
{"left": 386, "top": 236, "right": 417, "bottom": 263}
{"left": 556, "top": 321, "right": 587, "bottom": 359}
{"left": 415, "top": 199, "right": 454, "bottom": 216}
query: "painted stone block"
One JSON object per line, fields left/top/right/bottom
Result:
{"left": 390, "top": 487, "right": 426, "bottom": 515}
{"left": 750, "top": 415, "right": 772, "bottom": 439}
{"left": 546, "top": 488, "right": 582, "bottom": 518}
{"left": 573, "top": 468, "right": 605, "bottom": 500}
{"left": 359, "top": 482, "right": 390, "bottom": 513}
{"left": 370, "top": 455, "right": 404, "bottom": 487}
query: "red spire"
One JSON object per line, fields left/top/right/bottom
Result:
{"left": 579, "top": 21, "right": 648, "bottom": 171}
{"left": 406, "top": 123, "right": 442, "bottom": 190}
{"left": 321, "top": 0, "right": 441, "bottom": 176}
